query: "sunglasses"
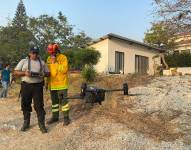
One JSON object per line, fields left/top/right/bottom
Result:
{"left": 31, "top": 52, "right": 39, "bottom": 55}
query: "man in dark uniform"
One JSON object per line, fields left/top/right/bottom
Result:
{"left": 14, "top": 47, "right": 50, "bottom": 133}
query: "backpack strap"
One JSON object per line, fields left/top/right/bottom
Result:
{"left": 28, "top": 56, "right": 31, "bottom": 72}
{"left": 28, "top": 56, "right": 43, "bottom": 73}
{"left": 38, "top": 57, "right": 43, "bottom": 73}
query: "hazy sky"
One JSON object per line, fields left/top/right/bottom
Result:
{"left": 0, "top": 0, "right": 155, "bottom": 41}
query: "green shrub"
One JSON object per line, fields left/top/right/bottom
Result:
{"left": 63, "top": 49, "right": 77, "bottom": 69}
{"left": 63, "top": 48, "right": 101, "bottom": 70}
{"left": 165, "top": 53, "right": 191, "bottom": 67}
{"left": 81, "top": 65, "right": 97, "bottom": 82}
{"left": 75, "top": 48, "right": 101, "bottom": 68}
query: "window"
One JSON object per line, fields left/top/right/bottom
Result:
{"left": 135, "top": 55, "right": 149, "bottom": 74}
{"left": 115, "top": 51, "right": 124, "bottom": 74}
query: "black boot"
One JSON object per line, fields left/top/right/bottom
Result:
{"left": 63, "top": 116, "right": 70, "bottom": 126}
{"left": 21, "top": 112, "right": 30, "bottom": 132}
{"left": 21, "top": 119, "right": 30, "bottom": 131}
{"left": 47, "top": 112, "right": 59, "bottom": 125}
{"left": 39, "top": 122, "right": 48, "bottom": 133}
{"left": 38, "top": 114, "right": 47, "bottom": 133}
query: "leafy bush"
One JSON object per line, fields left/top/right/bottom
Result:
{"left": 81, "top": 65, "right": 97, "bottom": 82}
{"left": 63, "top": 48, "right": 101, "bottom": 69}
{"left": 74, "top": 48, "right": 101, "bottom": 68}
{"left": 165, "top": 53, "right": 191, "bottom": 67}
{"left": 63, "top": 49, "right": 77, "bottom": 69}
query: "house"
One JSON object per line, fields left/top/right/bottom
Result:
{"left": 174, "top": 33, "right": 191, "bottom": 54}
{"left": 89, "top": 33, "right": 164, "bottom": 75}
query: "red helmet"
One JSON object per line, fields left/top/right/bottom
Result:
{"left": 47, "top": 43, "right": 60, "bottom": 55}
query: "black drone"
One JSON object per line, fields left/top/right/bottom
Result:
{"left": 66, "top": 83, "right": 129, "bottom": 105}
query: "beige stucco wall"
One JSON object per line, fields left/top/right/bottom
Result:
{"left": 175, "top": 35, "right": 191, "bottom": 42}
{"left": 108, "top": 38, "right": 160, "bottom": 75}
{"left": 163, "top": 67, "right": 191, "bottom": 75}
{"left": 89, "top": 39, "right": 109, "bottom": 73}
{"left": 174, "top": 35, "right": 191, "bottom": 52}
{"left": 175, "top": 45, "right": 191, "bottom": 52}
{"left": 90, "top": 38, "right": 161, "bottom": 75}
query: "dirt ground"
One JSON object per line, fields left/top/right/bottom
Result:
{"left": 0, "top": 74, "right": 191, "bottom": 150}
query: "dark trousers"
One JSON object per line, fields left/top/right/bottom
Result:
{"left": 21, "top": 82, "right": 45, "bottom": 121}
{"left": 50, "top": 89, "right": 69, "bottom": 117}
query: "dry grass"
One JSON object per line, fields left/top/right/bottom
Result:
{"left": 104, "top": 104, "right": 184, "bottom": 142}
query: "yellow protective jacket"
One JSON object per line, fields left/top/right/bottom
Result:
{"left": 47, "top": 53, "right": 69, "bottom": 90}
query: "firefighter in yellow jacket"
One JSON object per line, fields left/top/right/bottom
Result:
{"left": 46, "top": 43, "right": 70, "bottom": 125}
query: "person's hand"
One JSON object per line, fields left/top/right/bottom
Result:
{"left": 44, "top": 72, "right": 50, "bottom": 77}
{"left": 50, "top": 56, "right": 56, "bottom": 64}
{"left": 25, "top": 71, "right": 31, "bottom": 77}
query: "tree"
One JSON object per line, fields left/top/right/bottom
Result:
{"left": 12, "top": 0, "right": 27, "bottom": 30}
{"left": 165, "top": 53, "right": 191, "bottom": 67}
{"left": 29, "top": 12, "right": 93, "bottom": 59}
{"left": 70, "top": 32, "right": 92, "bottom": 48}
{"left": 74, "top": 48, "right": 101, "bottom": 68}
{"left": 0, "top": 1, "right": 95, "bottom": 67}
{"left": 144, "top": 22, "right": 176, "bottom": 50}
{"left": 63, "top": 48, "right": 101, "bottom": 69}
{"left": 0, "top": 26, "right": 33, "bottom": 65}
{"left": 29, "top": 12, "right": 73, "bottom": 54}
{"left": 153, "top": 0, "right": 191, "bottom": 33}
{"left": 0, "top": 0, "right": 33, "bottom": 65}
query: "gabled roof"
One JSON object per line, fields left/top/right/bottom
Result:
{"left": 89, "top": 33, "right": 165, "bottom": 52}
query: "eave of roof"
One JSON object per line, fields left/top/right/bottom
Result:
{"left": 88, "top": 33, "right": 165, "bottom": 52}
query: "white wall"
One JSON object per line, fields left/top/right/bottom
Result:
{"left": 177, "top": 67, "right": 191, "bottom": 75}
{"left": 163, "top": 67, "right": 191, "bottom": 75}
{"left": 108, "top": 38, "right": 161, "bottom": 75}
{"left": 175, "top": 35, "right": 191, "bottom": 52}
{"left": 89, "top": 39, "right": 109, "bottom": 73}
